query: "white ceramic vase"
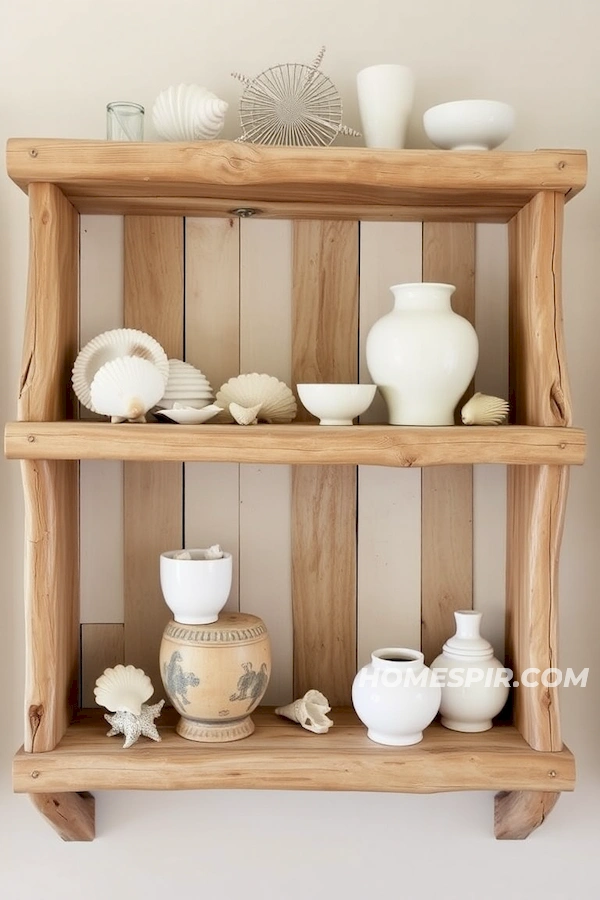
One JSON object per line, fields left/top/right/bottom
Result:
{"left": 356, "top": 64, "right": 415, "bottom": 149}
{"left": 351, "top": 648, "right": 441, "bottom": 746}
{"left": 365, "top": 282, "right": 479, "bottom": 425}
{"left": 430, "top": 610, "right": 510, "bottom": 732}
{"left": 160, "top": 549, "right": 233, "bottom": 625}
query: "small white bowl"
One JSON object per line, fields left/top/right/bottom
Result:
{"left": 297, "top": 384, "right": 377, "bottom": 425}
{"left": 160, "top": 549, "right": 232, "bottom": 624}
{"left": 423, "top": 100, "right": 515, "bottom": 151}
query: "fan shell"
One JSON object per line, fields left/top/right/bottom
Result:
{"left": 216, "top": 374, "right": 297, "bottom": 423}
{"left": 152, "top": 84, "right": 228, "bottom": 141}
{"left": 158, "top": 359, "right": 215, "bottom": 409}
{"left": 73, "top": 328, "right": 168, "bottom": 413}
{"left": 461, "top": 392, "right": 510, "bottom": 425}
{"left": 90, "top": 356, "right": 166, "bottom": 421}
{"left": 94, "top": 664, "right": 154, "bottom": 715}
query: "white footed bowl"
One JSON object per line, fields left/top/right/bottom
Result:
{"left": 160, "top": 549, "right": 233, "bottom": 625}
{"left": 423, "top": 100, "right": 515, "bottom": 150}
{"left": 297, "top": 383, "right": 377, "bottom": 425}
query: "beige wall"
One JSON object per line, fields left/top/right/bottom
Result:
{"left": 1, "top": 0, "right": 599, "bottom": 896}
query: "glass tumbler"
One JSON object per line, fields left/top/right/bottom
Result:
{"left": 106, "top": 101, "right": 144, "bottom": 141}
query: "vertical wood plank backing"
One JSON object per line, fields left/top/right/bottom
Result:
{"left": 19, "top": 184, "right": 79, "bottom": 752}
{"left": 123, "top": 217, "right": 184, "bottom": 692}
{"left": 240, "top": 219, "right": 293, "bottom": 704}
{"left": 507, "top": 192, "right": 569, "bottom": 751}
{"left": 292, "top": 221, "right": 358, "bottom": 704}
{"left": 421, "top": 223, "right": 475, "bottom": 663}
{"left": 358, "top": 222, "right": 423, "bottom": 664}
{"left": 185, "top": 218, "right": 241, "bottom": 612}
{"left": 80, "top": 624, "right": 125, "bottom": 707}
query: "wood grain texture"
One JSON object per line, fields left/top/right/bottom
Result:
{"left": 14, "top": 709, "right": 574, "bottom": 795}
{"left": 421, "top": 223, "right": 475, "bottom": 663}
{"left": 123, "top": 217, "right": 184, "bottom": 692}
{"left": 507, "top": 193, "right": 570, "bottom": 752}
{"left": 7, "top": 141, "right": 587, "bottom": 214}
{"left": 494, "top": 790, "right": 560, "bottom": 840}
{"left": 30, "top": 792, "right": 95, "bottom": 842}
{"left": 5, "top": 422, "right": 586, "bottom": 466}
{"left": 292, "top": 221, "right": 358, "bottom": 704}
{"left": 80, "top": 624, "right": 125, "bottom": 707}
{"left": 19, "top": 183, "right": 79, "bottom": 754}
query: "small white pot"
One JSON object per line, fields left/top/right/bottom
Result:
{"left": 352, "top": 648, "right": 441, "bottom": 746}
{"left": 356, "top": 64, "right": 415, "bottom": 149}
{"left": 430, "top": 610, "right": 510, "bottom": 732}
{"left": 160, "top": 549, "right": 232, "bottom": 625}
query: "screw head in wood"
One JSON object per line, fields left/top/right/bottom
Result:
{"left": 230, "top": 207, "right": 260, "bottom": 218}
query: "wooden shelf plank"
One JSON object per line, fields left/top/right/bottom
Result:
{"left": 6, "top": 141, "right": 587, "bottom": 222}
{"left": 13, "top": 708, "right": 575, "bottom": 795}
{"left": 5, "top": 421, "right": 586, "bottom": 466}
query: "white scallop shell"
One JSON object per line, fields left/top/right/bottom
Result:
{"left": 154, "top": 403, "right": 223, "bottom": 424}
{"left": 94, "top": 664, "right": 154, "bottom": 715}
{"left": 275, "top": 690, "right": 333, "bottom": 734}
{"left": 158, "top": 359, "right": 214, "bottom": 408}
{"left": 90, "top": 356, "right": 166, "bottom": 422}
{"left": 73, "top": 328, "right": 169, "bottom": 412}
{"left": 461, "top": 392, "right": 510, "bottom": 425}
{"left": 152, "top": 84, "right": 228, "bottom": 141}
{"left": 216, "top": 374, "right": 297, "bottom": 423}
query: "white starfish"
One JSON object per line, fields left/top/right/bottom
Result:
{"left": 105, "top": 700, "right": 165, "bottom": 749}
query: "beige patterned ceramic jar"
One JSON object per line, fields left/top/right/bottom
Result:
{"left": 159, "top": 611, "right": 271, "bottom": 742}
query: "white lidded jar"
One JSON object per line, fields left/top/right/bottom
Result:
{"left": 352, "top": 648, "right": 441, "bottom": 746}
{"left": 366, "top": 282, "right": 479, "bottom": 425}
{"left": 430, "top": 610, "right": 510, "bottom": 732}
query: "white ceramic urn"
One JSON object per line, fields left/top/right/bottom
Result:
{"left": 430, "top": 610, "right": 510, "bottom": 732}
{"left": 351, "top": 648, "right": 441, "bottom": 746}
{"left": 365, "top": 282, "right": 479, "bottom": 425}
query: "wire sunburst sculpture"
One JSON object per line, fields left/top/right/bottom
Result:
{"left": 232, "top": 47, "right": 360, "bottom": 146}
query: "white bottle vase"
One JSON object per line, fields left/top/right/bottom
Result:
{"left": 366, "top": 282, "right": 479, "bottom": 425}
{"left": 352, "top": 648, "right": 441, "bottom": 746}
{"left": 356, "top": 64, "right": 415, "bottom": 149}
{"left": 430, "top": 610, "right": 510, "bottom": 733}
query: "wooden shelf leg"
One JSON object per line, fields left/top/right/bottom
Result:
{"left": 494, "top": 790, "right": 559, "bottom": 840}
{"left": 30, "top": 792, "right": 95, "bottom": 842}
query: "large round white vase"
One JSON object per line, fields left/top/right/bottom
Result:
{"left": 366, "top": 282, "right": 479, "bottom": 425}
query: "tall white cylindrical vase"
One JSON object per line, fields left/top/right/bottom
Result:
{"left": 356, "top": 64, "right": 415, "bottom": 149}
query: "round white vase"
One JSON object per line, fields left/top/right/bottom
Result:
{"left": 352, "top": 648, "right": 441, "bottom": 746}
{"left": 365, "top": 282, "right": 479, "bottom": 425}
{"left": 356, "top": 64, "right": 415, "bottom": 149}
{"left": 430, "top": 610, "right": 510, "bottom": 732}
{"left": 160, "top": 549, "right": 233, "bottom": 625}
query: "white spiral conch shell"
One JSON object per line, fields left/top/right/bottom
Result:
{"left": 152, "top": 84, "right": 228, "bottom": 141}
{"left": 217, "top": 374, "right": 297, "bottom": 424}
{"left": 73, "top": 328, "right": 169, "bottom": 413}
{"left": 94, "top": 664, "right": 154, "bottom": 716}
{"left": 158, "top": 359, "right": 215, "bottom": 409}
{"left": 90, "top": 356, "right": 166, "bottom": 422}
{"left": 275, "top": 690, "right": 333, "bottom": 734}
{"left": 461, "top": 392, "right": 510, "bottom": 425}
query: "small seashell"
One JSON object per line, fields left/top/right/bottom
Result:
{"left": 216, "top": 374, "right": 297, "bottom": 424}
{"left": 90, "top": 356, "right": 166, "bottom": 422}
{"left": 158, "top": 359, "right": 214, "bottom": 409}
{"left": 461, "top": 392, "right": 510, "bottom": 425}
{"left": 73, "top": 328, "right": 168, "bottom": 413}
{"left": 94, "top": 664, "right": 154, "bottom": 716}
{"left": 174, "top": 550, "right": 193, "bottom": 560}
{"left": 204, "top": 544, "right": 224, "bottom": 559}
{"left": 275, "top": 690, "right": 333, "bottom": 734}
{"left": 229, "top": 402, "right": 262, "bottom": 425}
{"left": 152, "top": 84, "right": 228, "bottom": 142}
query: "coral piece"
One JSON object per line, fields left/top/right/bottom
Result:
{"left": 461, "top": 392, "right": 510, "bottom": 425}
{"left": 105, "top": 700, "right": 165, "bottom": 749}
{"left": 90, "top": 356, "right": 166, "bottom": 423}
{"left": 94, "top": 664, "right": 154, "bottom": 715}
{"left": 152, "top": 84, "right": 228, "bottom": 141}
{"left": 216, "top": 373, "right": 297, "bottom": 423}
{"left": 232, "top": 46, "right": 360, "bottom": 146}
{"left": 275, "top": 689, "right": 333, "bottom": 734}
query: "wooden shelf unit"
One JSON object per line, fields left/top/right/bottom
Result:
{"left": 5, "top": 139, "right": 587, "bottom": 843}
